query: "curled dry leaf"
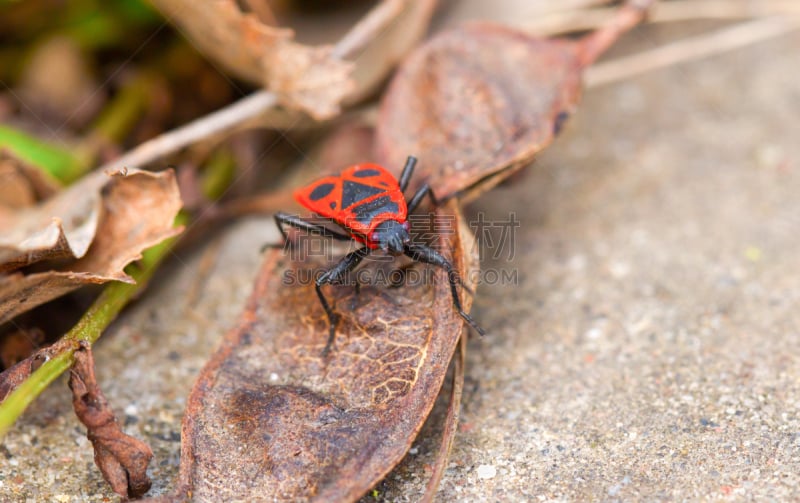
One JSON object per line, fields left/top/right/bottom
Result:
{"left": 422, "top": 333, "right": 466, "bottom": 503}
{"left": 0, "top": 167, "right": 102, "bottom": 274}
{"left": 174, "top": 201, "right": 479, "bottom": 501}
{"left": 0, "top": 168, "right": 183, "bottom": 325}
{"left": 375, "top": 0, "right": 652, "bottom": 202}
{"left": 0, "top": 152, "right": 60, "bottom": 209}
{"left": 69, "top": 342, "right": 154, "bottom": 498}
{"left": 152, "top": 0, "right": 352, "bottom": 120}
{"left": 150, "top": 0, "right": 436, "bottom": 120}
{"left": 0, "top": 158, "right": 36, "bottom": 209}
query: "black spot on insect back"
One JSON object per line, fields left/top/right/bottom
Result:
{"left": 352, "top": 168, "right": 381, "bottom": 178}
{"left": 341, "top": 181, "right": 384, "bottom": 208}
{"left": 309, "top": 182, "right": 335, "bottom": 201}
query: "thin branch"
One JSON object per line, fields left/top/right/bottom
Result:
{"left": 98, "top": 0, "right": 412, "bottom": 174}
{"left": 585, "top": 16, "right": 800, "bottom": 87}
{"left": 522, "top": 0, "right": 800, "bottom": 36}
{"left": 649, "top": 0, "right": 800, "bottom": 23}
{"left": 98, "top": 91, "right": 279, "bottom": 173}
{"left": 576, "top": 0, "right": 655, "bottom": 67}
{"left": 332, "top": 0, "right": 407, "bottom": 59}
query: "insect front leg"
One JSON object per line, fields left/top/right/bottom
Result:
{"left": 403, "top": 243, "right": 486, "bottom": 337}
{"left": 315, "top": 246, "right": 373, "bottom": 355}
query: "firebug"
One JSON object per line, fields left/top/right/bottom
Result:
{"left": 275, "top": 156, "right": 486, "bottom": 355}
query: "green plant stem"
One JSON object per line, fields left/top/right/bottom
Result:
{"left": 202, "top": 148, "right": 236, "bottom": 201}
{"left": 0, "top": 125, "right": 86, "bottom": 185}
{"left": 0, "top": 73, "right": 154, "bottom": 187}
{"left": 0, "top": 213, "right": 188, "bottom": 438}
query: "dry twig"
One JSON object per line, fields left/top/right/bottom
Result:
{"left": 523, "top": 0, "right": 800, "bottom": 36}
{"left": 98, "top": 0, "right": 415, "bottom": 174}
{"left": 586, "top": 16, "right": 800, "bottom": 87}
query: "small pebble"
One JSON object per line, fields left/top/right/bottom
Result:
{"left": 477, "top": 464, "right": 497, "bottom": 480}
{"left": 585, "top": 327, "right": 603, "bottom": 340}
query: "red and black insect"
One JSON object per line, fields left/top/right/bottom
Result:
{"left": 275, "top": 156, "right": 486, "bottom": 355}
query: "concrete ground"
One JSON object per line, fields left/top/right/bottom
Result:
{"left": 2, "top": 19, "right": 799, "bottom": 503}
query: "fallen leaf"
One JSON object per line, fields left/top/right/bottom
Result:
{"left": 421, "top": 333, "right": 466, "bottom": 503}
{"left": 152, "top": 0, "right": 353, "bottom": 120}
{"left": 150, "top": 0, "right": 437, "bottom": 120}
{"left": 0, "top": 169, "right": 102, "bottom": 273}
{"left": 0, "top": 168, "right": 183, "bottom": 325}
{"left": 375, "top": 1, "right": 651, "bottom": 201}
{"left": 0, "top": 154, "right": 38, "bottom": 209}
{"left": 69, "top": 342, "right": 153, "bottom": 498}
{"left": 173, "top": 200, "right": 479, "bottom": 501}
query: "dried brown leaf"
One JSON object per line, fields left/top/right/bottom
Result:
{"left": 375, "top": 21, "right": 583, "bottom": 202}
{"left": 0, "top": 154, "right": 39, "bottom": 209}
{"left": 0, "top": 172, "right": 36, "bottom": 211}
{"left": 173, "top": 201, "right": 479, "bottom": 501}
{"left": 150, "top": 0, "right": 437, "bottom": 120}
{"left": 152, "top": 0, "right": 353, "bottom": 120}
{"left": 375, "top": 1, "right": 651, "bottom": 202}
{"left": 0, "top": 169, "right": 102, "bottom": 273}
{"left": 422, "top": 333, "right": 466, "bottom": 503}
{"left": 69, "top": 342, "right": 153, "bottom": 498}
{"left": 0, "top": 169, "right": 183, "bottom": 325}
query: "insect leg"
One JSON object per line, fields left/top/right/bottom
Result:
{"left": 316, "top": 246, "right": 374, "bottom": 355}
{"left": 398, "top": 155, "right": 418, "bottom": 193}
{"left": 406, "top": 183, "right": 439, "bottom": 213}
{"left": 404, "top": 243, "right": 486, "bottom": 337}
{"left": 274, "top": 211, "right": 353, "bottom": 242}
